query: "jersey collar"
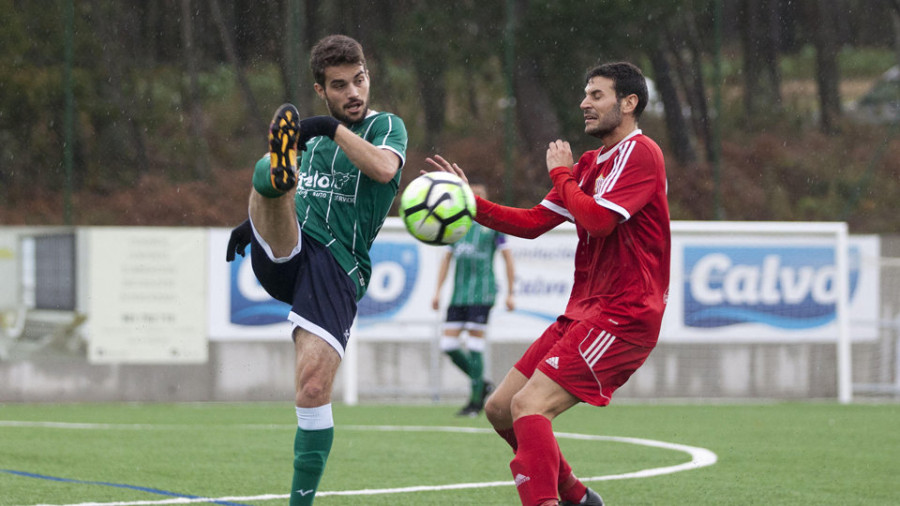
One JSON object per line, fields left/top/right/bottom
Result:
{"left": 596, "top": 128, "right": 642, "bottom": 164}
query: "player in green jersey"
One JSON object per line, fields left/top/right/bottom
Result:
{"left": 432, "top": 183, "right": 516, "bottom": 417}
{"left": 226, "top": 35, "right": 407, "bottom": 505}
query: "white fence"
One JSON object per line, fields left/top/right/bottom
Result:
{"left": 0, "top": 222, "right": 895, "bottom": 404}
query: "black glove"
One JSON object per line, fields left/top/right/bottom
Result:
{"left": 226, "top": 219, "right": 253, "bottom": 262}
{"left": 298, "top": 116, "right": 340, "bottom": 147}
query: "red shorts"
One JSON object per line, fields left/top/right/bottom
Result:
{"left": 515, "top": 318, "right": 654, "bottom": 406}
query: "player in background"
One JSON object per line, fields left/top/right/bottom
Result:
{"left": 432, "top": 182, "right": 516, "bottom": 417}
{"left": 225, "top": 35, "right": 407, "bottom": 505}
{"left": 426, "top": 61, "right": 669, "bottom": 506}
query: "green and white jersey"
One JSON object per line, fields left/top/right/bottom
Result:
{"left": 257, "top": 110, "right": 407, "bottom": 301}
{"left": 448, "top": 223, "right": 508, "bottom": 306}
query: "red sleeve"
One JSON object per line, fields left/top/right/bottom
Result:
{"left": 474, "top": 196, "right": 564, "bottom": 239}
{"left": 549, "top": 167, "right": 618, "bottom": 237}
{"left": 596, "top": 139, "right": 663, "bottom": 219}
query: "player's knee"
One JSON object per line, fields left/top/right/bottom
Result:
{"left": 484, "top": 393, "right": 510, "bottom": 427}
{"left": 296, "top": 380, "right": 331, "bottom": 405}
{"left": 509, "top": 390, "right": 538, "bottom": 419}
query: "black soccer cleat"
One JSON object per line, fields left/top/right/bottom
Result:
{"left": 456, "top": 401, "right": 481, "bottom": 417}
{"left": 560, "top": 487, "right": 604, "bottom": 506}
{"left": 480, "top": 379, "right": 495, "bottom": 405}
{"left": 268, "top": 103, "right": 300, "bottom": 193}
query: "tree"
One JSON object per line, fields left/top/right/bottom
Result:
{"left": 180, "top": 0, "right": 211, "bottom": 179}
{"left": 649, "top": 41, "right": 698, "bottom": 165}
{"left": 91, "top": 0, "right": 148, "bottom": 182}
{"left": 665, "top": 4, "right": 714, "bottom": 163}
{"left": 740, "top": 0, "right": 783, "bottom": 120}
{"left": 812, "top": 0, "right": 842, "bottom": 133}
{"left": 395, "top": 1, "right": 452, "bottom": 151}
{"left": 208, "top": 0, "right": 264, "bottom": 129}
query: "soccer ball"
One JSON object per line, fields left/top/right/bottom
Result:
{"left": 400, "top": 172, "right": 476, "bottom": 245}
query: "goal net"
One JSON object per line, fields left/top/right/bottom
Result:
{"left": 852, "top": 251, "right": 900, "bottom": 399}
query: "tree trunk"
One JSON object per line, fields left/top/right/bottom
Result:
{"left": 405, "top": 2, "right": 450, "bottom": 151}
{"left": 813, "top": 0, "right": 842, "bottom": 134}
{"left": 649, "top": 43, "right": 697, "bottom": 165}
{"left": 208, "top": 0, "right": 264, "bottom": 129}
{"left": 513, "top": 56, "right": 562, "bottom": 194}
{"left": 416, "top": 66, "right": 447, "bottom": 151}
{"left": 666, "top": 15, "right": 712, "bottom": 163}
{"left": 740, "top": 0, "right": 782, "bottom": 119}
{"left": 180, "top": 0, "right": 211, "bottom": 179}
{"left": 94, "top": 0, "right": 148, "bottom": 180}
{"left": 893, "top": 5, "right": 900, "bottom": 70}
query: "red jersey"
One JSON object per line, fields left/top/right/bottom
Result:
{"left": 541, "top": 129, "right": 670, "bottom": 347}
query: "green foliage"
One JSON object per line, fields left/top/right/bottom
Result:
{"left": 780, "top": 45, "right": 896, "bottom": 80}
{"left": 839, "top": 47, "right": 898, "bottom": 78}
{"left": 1, "top": 0, "right": 899, "bottom": 232}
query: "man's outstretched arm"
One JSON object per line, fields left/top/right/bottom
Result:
{"left": 474, "top": 197, "right": 563, "bottom": 239}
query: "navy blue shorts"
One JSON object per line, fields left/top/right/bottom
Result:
{"left": 445, "top": 304, "right": 492, "bottom": 327}
{"left": 250, "top": 230, "right": 356, "bottom": 357}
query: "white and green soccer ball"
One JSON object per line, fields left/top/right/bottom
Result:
{"left": 400, "top": 172, "right": 476, "bottom": 245}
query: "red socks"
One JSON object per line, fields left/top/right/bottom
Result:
{"left": 495, "top": 426, "right": 519, "bottom": 452}
{"left": 497, "top": 425, "right": 587, "bottom": 504}
{"left": 558, "top": 465, "right": 588, "bottom": 504}
{"left": 510, "top": 415, "right": 561, "bottom": 506}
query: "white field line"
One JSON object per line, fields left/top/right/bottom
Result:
{"left": 0, "top": 421, "right": 287, "bottom": 430}
{"left": 8, "top": 423, "right": 717, "bottom": 506}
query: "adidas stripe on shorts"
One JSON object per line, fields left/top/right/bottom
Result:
{"left": 515, "top": 317, "right": 653, "bottom": 406}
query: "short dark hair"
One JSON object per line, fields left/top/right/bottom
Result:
{"left": 309, "top": 35, "right": 367, "bottom": 86}
{"left": 585, "top": 61, "right": 649, "bottom": 119}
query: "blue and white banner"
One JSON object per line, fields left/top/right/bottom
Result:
{"left": 664, "top": 233, "right": 880, "bottom": 342}
{"left": 208, "top": 230, "right": 292, "bottom": 340}
{"left": 355, "top": 220, "right": 576, "bottom": 342}
{"left": 207, "top": 218, "right": 574, "bottom": 342}
{"left": 208, "top": 221, "right": 880, "bottom": 343}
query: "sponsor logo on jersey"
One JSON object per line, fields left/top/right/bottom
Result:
{"left": 684, "top": 245, "right": 861, "bottom": 329}
{"left": 594, "top": 174, "right": 605, "bottom": 196}
{"left": 299, "top": 170, "right": 357, "bottom": 192}
{"left": 545, "top": 356, "right": 559, "bottom": 369}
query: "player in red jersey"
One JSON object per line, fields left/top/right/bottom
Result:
{"left": 426, "top": 61, "right": 669, "bottom": 506}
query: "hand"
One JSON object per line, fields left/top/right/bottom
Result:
{"left": 431, "top": 295, "right": 440, "bottom": 311}
{"left": 225, "top": 219, "right": 253, "bottom": 262}
{"left": 424, "top": 155, "right": 468, "bottom": 183}
{"left": 506, "top": 294, "right": 515, "bottom": 311}
{"left": 546, "top": 140, "right": 574, "bottom": 173}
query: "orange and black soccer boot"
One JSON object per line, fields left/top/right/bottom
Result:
{"left": 268, "top": 103, "right": 301, "bottom": 193}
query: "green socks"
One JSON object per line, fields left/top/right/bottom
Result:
{"left": 291, "top": 405, "right": 335, "bottom": 505}
{"left": 442, "top": 337, "right": 488, "bottom": 404}
{"left": 468, "top": 350, "right": 484, "bottom": 404}
{"left": 253, "top": 157, "right": 288, "bottom": 198}
{"left": 291, "top": 426, "right": 333, "bottom": 505}
{"left": 445, "top": 348, "right": 471, "bottom": 375}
